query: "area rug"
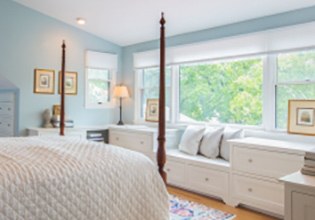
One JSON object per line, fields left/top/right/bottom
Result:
{"left": 170, "top": 195, "right": 236, "bottom": 220}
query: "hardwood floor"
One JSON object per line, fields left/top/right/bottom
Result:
{"left": 168, "top": 186, "right": 280, "bottom": 220}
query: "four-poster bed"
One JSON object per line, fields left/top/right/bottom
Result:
{"left": 0, "top": 14, "right": 169, "bottom": 219}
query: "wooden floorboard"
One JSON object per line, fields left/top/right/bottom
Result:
{"left": 168, "top": 186, "right": 280, "bottom": 220}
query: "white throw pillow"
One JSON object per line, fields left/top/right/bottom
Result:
{"left": 179, "top": 126, "right": 206, "bottom": 155}
{"left": 220, "top": 127, "right": 243, "bottom": 161}
{"left": 199, "top": 127, "right": 224, "bottom": 158}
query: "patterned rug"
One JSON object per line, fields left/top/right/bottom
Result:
{"left": 170, "top": 195, "right": 236, "bottom": 220}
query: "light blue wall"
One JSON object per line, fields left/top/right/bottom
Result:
{"left": 0, "top": 0, "right": 122, "bottom": 135}
{"left": 122, "top": 6, "right": 315, "bottom": 123}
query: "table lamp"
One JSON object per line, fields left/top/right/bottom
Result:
{"left": 113, "top": 85, "right": 129, "bottom": 125}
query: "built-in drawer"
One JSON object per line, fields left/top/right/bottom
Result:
{"left": 231, "top": 174, "right": 284, "bottom": 215}
{"left": 0, "top": 102, "right": 14, "bottom": 115}
{"left": 188, "top": 165, "right": 229, "bottom": 197}
{"left": 165, "top": 160, "right": 186, "bottom": 187}
{"left": 233, "top": 146, "right": 303, "bottom": 179}
{"left": 0, "top": 117, "right": 14, "bottom": 136}
{"left": 109, "top": 131, "right": 152, "bottom": 152}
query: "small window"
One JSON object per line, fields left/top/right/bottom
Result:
{"left": 138, "top": 67, "right": 172, "bottom": 120}
{"left": 85, "top": 51, "right": 117, "bottom": 108}
{"left": 276, "top": 50, "right": 315, "bottom": 129}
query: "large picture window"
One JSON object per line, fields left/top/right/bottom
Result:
{"left": 179, "top": 58, "right": 263, "bottom": 125}
{"left": 135, "top": 49, "right": 315, "bottom": 130}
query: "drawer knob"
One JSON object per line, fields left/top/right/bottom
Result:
{"left": 140, "top": 141, "right": 144, "bottom": 144}
{"left": 116, "top": 137, "right": 119, "bottom": 141}
{"left": 8, "top": 108, "right": 11, "bottom": 111}
{"left": 7, "top": 124, "right": 10, "bottom": 127}
{"left": 166, "top": 168, "right": 170, "bottom": 172}
{"left": 248, "top": 158, "right": 253, "bottom": 163}
{"left": 205, "top": 177, "right": 209, "bottom": 182}
{"left": 248, "top": 188, "right": 253, "bottom": 192}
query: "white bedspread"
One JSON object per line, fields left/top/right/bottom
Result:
{"left": 0, "top": 136, "right": 169, "bottom": 220}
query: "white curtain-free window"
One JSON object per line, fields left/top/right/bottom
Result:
{"left": 85, "top": 51, "right": 117, "bottom": 108}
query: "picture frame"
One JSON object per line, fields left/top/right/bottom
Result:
{"left": 33, "top": 69, "right": 55, "bottom": 94}
{"left": 288, "top": 100, "right": 315, "bottom": 136}
{"left": 145, "top": 98, "right": 159, "bottom": 122}
{"left": 59, "top": 71, "right": 78, "bottom": 95}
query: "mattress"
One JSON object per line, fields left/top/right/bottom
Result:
{"left": 0, "top": 136, "right": 169, "bottom": 220}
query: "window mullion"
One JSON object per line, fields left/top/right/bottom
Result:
{"left": 263, "top": 54, "right": 277, "bottom": 130}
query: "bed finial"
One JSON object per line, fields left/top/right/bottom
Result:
{"left": 160, "top": 12, "right": 165, "bottom": 26}
{"left": 60, "top": 40, "right": 66, "bottom": 136}
{"left": 157, "top": 12, "right": 167, "bottom": 184}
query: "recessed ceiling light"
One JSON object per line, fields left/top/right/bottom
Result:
{"left": 76, "top": 18, "right": 86, "bottom": 25}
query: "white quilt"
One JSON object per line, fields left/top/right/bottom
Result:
{"left": 0, "top": 136, "right": 169, "bottom": 220}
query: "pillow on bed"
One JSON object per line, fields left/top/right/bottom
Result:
{"left": 220, "top": 127, "right": 243, "bottom": 161}
{"left": 199, "top": 127, "right": 224, "bottom": 158}
{"left": 179, "top": 126, "right": 205, "bottom": 155}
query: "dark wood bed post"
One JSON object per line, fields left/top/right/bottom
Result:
{"left": 60, "top": 41, "right": 66, "bottom": 136}
{"left": 157, "top": 13, "right": 167, "bottom": 184}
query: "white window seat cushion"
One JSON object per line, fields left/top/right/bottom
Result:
{"left": 166, "top": 149, "right": 230, "bottom": 172}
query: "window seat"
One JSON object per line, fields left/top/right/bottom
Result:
{"left": 166, "top": 148, "right": 230, "bottom": 172}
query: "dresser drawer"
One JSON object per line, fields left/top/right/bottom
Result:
{"left": 0, "top": 117, "right": 14, "bottom": 134}
{"left": 233, "top": 146, "right": 303, "bottom": 178}
{"left": 188, "top": 165, "right": 228, "bottom": 197}
{"left": 109, "top": 131, "right": 152, "bottom": 152}
{"left": 231, "top": 174, "right": 284, "bottom": 214}
{"left": 0, "top": 102, "right": 14, "bottom": 115}
{"left": 165, "top": 160, "right": 186, "bottom": 187}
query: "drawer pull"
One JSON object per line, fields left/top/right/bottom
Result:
{"left": 7, "top": 124, "right": 10, "bottom": 127}
{"left": 166, "top": 168, "right": 170, "bottom": 172}
{"left": 248, "top": 188, "right": 253, "bottom": 192}
{"left": 248, "top": 158, "right": 253, "bottom": 163}
{"left": 205, "top": 177, "right": 209, "bottom": 182}
{"left": 140, "top": 141, "right": 144, "bottom": 144}
{"left": 115, "top": 137, "right": 119, "bottom": 141}
{"left": 8, "top": 108, "right": 11, "bottom": 111}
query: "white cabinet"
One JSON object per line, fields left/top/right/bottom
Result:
{"left": 0, "top": 93, "right": 17, "bottom": 137}
{"left": 281, "top": 172, "right": 315, "bottom": 220}
{"left": 108, "top": 125, "right": 180, "bottom": 160}
{"left": 229, "top": 138, "right": 313, "bottom": 216}
{"left": 166, "top": 149, "right": 230, "bottom": 203}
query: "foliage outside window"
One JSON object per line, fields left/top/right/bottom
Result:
{"left": 276, "top": 50, "right": 315, "bottom": 129}
{"left": 86, "top": 68, "right": 113, "bottom": 107}
{"left": 179, "top": 58, "right": 263, "bottom": 125}
{"left": 138, "top": 67, "right": 171, "bottom": 120}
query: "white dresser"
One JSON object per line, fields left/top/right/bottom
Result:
{"left": 281, "top": 172, "right": 315, "bottom": 220}
{"left": 109, "top": 125, "right": 180, "bottom": 160}
{"left": 229, "top": 138, "right": 314, "bottom": 216}
{"left": 0, "top": 92, "right": 18, "bottom": 137}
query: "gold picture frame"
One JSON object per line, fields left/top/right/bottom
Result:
{"left": 145, "top": 98, "right": 159, "bottom": 122}
{"left": 34, "top": 69, "right": 55, "bottom": 94}
{"left": 288, "top": 99, "right": 315, "bottom": 136}
{"left": 59, "top": 71, "right": 78, "bottom": 95}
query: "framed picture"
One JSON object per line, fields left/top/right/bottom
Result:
{"left": 34, "top": 69, "right": 55, "bottom": 94}
{"left": 59, "top": 71, "right": 78, "bottom": 95}
{"left": 145, "top": 99, "right": 159, "bottom": 122}
{"left": 288, "top": 100, "right": 315, "bottom": 135}
{"left": 53, "top": 104, "right": 61, "bottom": 116}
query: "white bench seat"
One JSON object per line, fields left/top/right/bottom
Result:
{"left": 166, "top": 149, "right": 230, "bottom": 172}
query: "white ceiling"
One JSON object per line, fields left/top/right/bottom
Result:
{"left": 13, "top": 0, "right": 315, "bottom": 46}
